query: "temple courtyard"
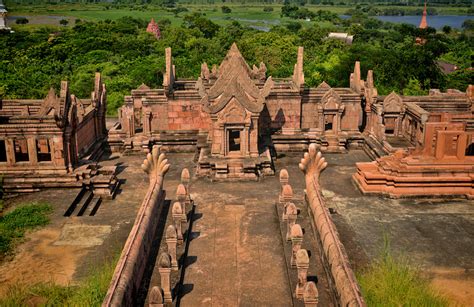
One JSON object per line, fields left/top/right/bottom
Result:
{"left": 1, "top": 150, "right": 472, "bottom": 305}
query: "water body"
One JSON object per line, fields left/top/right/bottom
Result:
{"left": 374, "top": 15, "right": 472, "bottom": 29}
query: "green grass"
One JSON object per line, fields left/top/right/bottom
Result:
{"left": 0, "top": 252, "right": 119, "bottom": 306}
{"left": 358, "top": 238, "right": 449, "bottom": 307}
{"left": 0, "top": 202, "right": 52, "bottom": 257}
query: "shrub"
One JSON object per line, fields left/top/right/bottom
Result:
{"left": 221, "top": 6, "right": 232, "bottom": 14}
{"left": 15, "top": 17, "right": 29, "bottom": 25}
{"left": 263, "top": 6, "right": 274, "bottom": 12}
{"left": 59, "top": 19, "right": 69, "bottom": 26}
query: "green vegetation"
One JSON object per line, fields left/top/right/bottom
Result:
{"left": 358, "top": 238, "right": 449, "bottom": 306}
{"left": 0, "top": 202, "right": 52, "bottom": 257}
{"left": 1, "top": 2, "right": 472, "bottom": 115}
{"left": 0, "top": 252, "right": 119, "bottom": 306}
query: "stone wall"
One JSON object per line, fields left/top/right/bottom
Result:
{"left": 103, "top": 146, "right": 170, "bottom": 306}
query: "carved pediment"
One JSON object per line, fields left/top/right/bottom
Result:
{"left": 217, "top": 98, "right": 249, "bottom": 124}
{"left": 383, "top": 92, "right": 403, "bottom": 113}
{"left": 321, "top": 89, "right": 341, "bottom": 110}
{"left": 39, "top": 88, "right": 61, "bottom": 117}
{"left": 137, "top": 83, "right": 150, "bottom": 90}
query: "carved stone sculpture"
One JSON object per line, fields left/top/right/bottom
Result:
{"left": 158, "top": 252, "right": 172, "bottom": 303}
{"left": 285, "top": 203, "right": 297, "bottom": 241}
{"left": 281, "top": 184, "right": 293, "bottom": 221}
{"left": 166, "top": 225, "right": 178, "bottom": 270}
{"left": 303, "top": 281, "right": 319, "bottom": 306}
{"left": 149, "top": 286, "right": 164, "bottom": 307}
{"left": 290, "top": 224, "right": 303, "bottom": 268}
{"left": 296, "top": 249, "right": 310, "bottom": 299}
{"left": 172, "top": 202, "right": 183, "bottom": 244}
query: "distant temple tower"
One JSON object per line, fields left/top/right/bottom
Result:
{"left": 146, "top": 18, "right": 161, "bottom": 40}
{"left": 416, "top": 2, "right": 428, "bottom": 45}
{"left": 419, "top": 2, "right": 428, "bottom": 29}
{"left": 0, "top": 1, "right": 11, "bottom": 32}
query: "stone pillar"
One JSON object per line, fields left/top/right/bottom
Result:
{"left": 149, "top": 286, "right": 164, "bottom": 307}
{"left": 27, "top": 138, "right": 37, "bottom": 165}
{"left": 181, "top": 168, "right": 192, "bottom": 204}
{"left": 143, "top": 111, "right": 151, "bottom": 136}
{"left": 5, "top": 139, "right": 15, "bottom": 165}
{"left": 166, "top": 225, "right": 178, "bottom": 271}
{"left": 296, "top": 249, "right": 310, "bottom": 299}
{"left": 290, "top": 224, "right": 303, "bottom": 268}
{"left": 286, "top": 203, "right": 297, "bottom": 241}
{"left": 176, "top": 184, "right": 187, "bottom": 224}
{"left": 281, "top": 184, "right": 293, "bottom": 221}
{"left": 172, "top": 202, "right": 183, "bottom": 244}
{"left": 279, "top": 169, "right": 289, "bottom": 203}
{"left": 250, "top": 116, "right": 259, "bottom": 157}
{"left": 303, "top": 281, "right": 319, "bottom": 306}
{"left": 158, "top": 252, "right": 172, "bottom": 304}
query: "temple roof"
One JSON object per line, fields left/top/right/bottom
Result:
{"left": 197, "top": 43, "right": 273, "bottom": 114}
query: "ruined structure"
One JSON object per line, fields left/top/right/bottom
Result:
{"left": 110, "top": 43, "right": 373, "bottom": 180}
{"left": 356, "top": 87, "right": 474, "bottom": 198}
{"left": 0, "top": 73, "right": 116, "bottom": 196}
{"left": 146, "top": 18, "right": 161, "bottom": 40}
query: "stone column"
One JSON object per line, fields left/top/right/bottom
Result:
{"left": 149, "top": 286, "right": 164, "bottom": 307}
{"left": 5, "top": 139, "right": 15, "bottom": 165}
{"left": 281, "top": 184, "right": 293, "bottom": 221}
{"left": 158, "top": 252, "right": 172, "bottom": 304}
{"left": 303, "top": 281, "right": 319, "bottom": 306}
{"left": 172, "top": 202, "right": 183, "bottom": 244}
{"left": 176, "top": 184, "right": 187, "bottom": 224}
{"left": 290, "top": 224, "right": 303, "bottom": 268}
{"left": 286, "top": 203, "right": 297, "bottom": 241}
{"left": 296, "top": 249, "right": 310, "bottom": 299}
{"left": 166, "top": 225, "right": 178, "bottom": 271}
{"left": 27, "top": 138, "right": 37, "bottom": 165}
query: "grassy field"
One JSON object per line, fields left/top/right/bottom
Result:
{"left": 0, "top": 252, "right": 119, "bottom": 306}
{"left": 6, "top": 3, "right": 471, "bottom": 29}
{"left": 0, "top": 202, "right": 52, "bottom": 258}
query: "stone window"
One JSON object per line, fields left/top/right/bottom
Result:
{"left": 36, "top": 139, "right": 52, "bottom": 162}
{"left": 0, "top": 140, "right": 6, "bottom": 162}
{"left": 14, "top": 139, "right": 29, "bottom": 162}
{"left": 384, "top": 117, "right": 395, "bottom": 135}
{"left": 228, "top": 129, "right": 241, "bottom": 153}
{"left": 324, "top": 115, "right": 334, "bottom": 131}
{"left": 466, "top": 142, "right": 474, "bottom": 156}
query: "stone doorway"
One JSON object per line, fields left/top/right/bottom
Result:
{"left": 227, "top": 129, "right": 241, "bottom": 154}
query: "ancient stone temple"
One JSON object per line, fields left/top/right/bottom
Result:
{"left": 146, "top": 18, "right": 161, "bottom": 40}
{"left": 0, "top": 73, "right": 117, "bottom": 195}
{"left": 109, "top": 43, "right": 373, "bottom": 180}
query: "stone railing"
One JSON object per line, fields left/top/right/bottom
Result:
{"left": 299, "top": 144, "right": 366, "bottom": 307}
{"left": 103, "top": 146, "right": 170, "bottom": 307}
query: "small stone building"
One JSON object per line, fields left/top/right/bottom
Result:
{"left": 0, "top": 73, "right": 116, "bottom": 194}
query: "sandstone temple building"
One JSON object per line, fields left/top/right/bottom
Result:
{"left": 108, "top": 43, "right": 473, "bottom": 197}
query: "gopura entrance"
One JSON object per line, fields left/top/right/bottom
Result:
{"left": 195, "top": 44, "right": 274, "bottom": 180}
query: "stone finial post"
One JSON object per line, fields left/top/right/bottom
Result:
{"left": 181, "top": 168, "right": 192, "bottom": 203}
{"left": 290, "top": 224, "right": 303, "bottom": 268}
{"left": 149, "top": 286, "right": 164, "bottom": 307}
{"left": 296, "top": 249, "right": 310, "bottom": 299}
{"left": 158, "top": 253, "right": 172, "bottom": 304}
{"left": 166, "top": 225, "right": 178, "bottom": 270}
{"left": 303, "top": 281, "right": 319, "bottom": 307}
{"left": 281, "top": 184, "right": 293, "bottom": 221}
{"left": 172, "top": 202, "right": 183, "bottom": 244}
{"left": 279, "top": 169, "right": 289, "bottom": 202}
{"left": 286, "top": 203, "right": 297, "bottom": 241}
{"left": 176, "top": 184, "right": 187, "bottom": 223}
